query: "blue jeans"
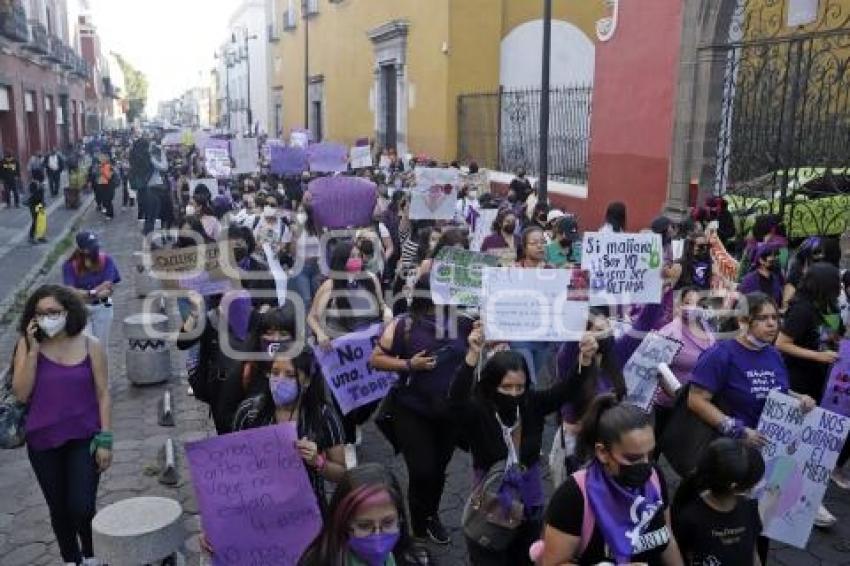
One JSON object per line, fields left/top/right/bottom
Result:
{"left": 28, "top": 437, "right": 100, "bottom": 563}
{"left": 141, "top": 185, "right": 161, "bottom": 235}
{"left": 289, "top": 258, "right": 322, "bottom": 311}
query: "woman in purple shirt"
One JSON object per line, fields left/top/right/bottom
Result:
{"left": 480, "top": 208, "right": 521, "bottom": 264}
{"left": 12, "top": 285, "right": 112, "bottom": 565}
{"left": 738, "top": 243, "right": 784, "bottom": 307}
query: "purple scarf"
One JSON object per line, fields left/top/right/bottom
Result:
{"left": 585, "top": 461, "right": 665, "bottom": 562}
{"left": 474, "top": 462, "right": 544, "bottom": 519}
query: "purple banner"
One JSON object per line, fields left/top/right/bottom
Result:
{"left": 307, "top": 142, "right": 348, "bottom": 173}
{"left": 314, "top": 324, "right": 398, "bottom": 415}
{"left": 270, "top": 146, "right": 308, "bottom": 175}
{"left": 186, "top": 423, "right": 322, "bottom": 566}
{"left": 308, "top": 176, "right": 377, "bottom": 229}
{"left": 821, "top": 340, "right": 850, "bottom": 417}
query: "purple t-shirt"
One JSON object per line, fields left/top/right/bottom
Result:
{"left": 691, "top": 340, "right": 789, "bottom": 428}
{"left": 62, "top": 254, "right": 121, "bottom": 292}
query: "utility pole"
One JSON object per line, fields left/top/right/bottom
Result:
{"left": 303, "top": 0, "right": 310, "bottom": 128}
{"left": 538, "top": 0, "right": 552, "bottom": 204}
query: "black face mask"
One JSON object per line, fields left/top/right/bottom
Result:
{"left": 233, "top": 247, "right": 249, "bottom": 263}
{"left": 615, "top": 461, "right": 653, "bottom": 488}
{"left": 493, "top": 392, "right": 522, "bottom": 425}
{"left": 503, "top": 222, "right": 517, "bottom": 234}
{"left": 597, "top": 336, "right": 615, "bottom": 356}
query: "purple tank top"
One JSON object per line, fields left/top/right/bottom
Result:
{"left": 25, "top": 352, "right": 101, "bottom": 451}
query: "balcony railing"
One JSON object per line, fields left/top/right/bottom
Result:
{"left": 23, "top": 20, "right": 47, "bottom": 53}
{"left": 45, "top": 34, "right": 63, "bottom": 62}
{"left": 60, "top": 45, "right": 75, "bottom": 69}
{"left": 0, "top": 1, "right": 29, "bottom": 43}
{"left": 75, "top": 57, "right": 91, "bottom": 80}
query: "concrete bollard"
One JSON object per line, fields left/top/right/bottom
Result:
{"left": 124, "top": 313, "right": 172, "bottom": 386}
{"left": 132, "top": 251, "right": 162, "bottom": 299}
{"left": 159, "top": 438, "right": 180, "bottom": 486}
{"left": 158, "top": 390, "right": 175, "bottom": 427}
{"left": 92, "top": 496, "right": 185, "bottom": 565}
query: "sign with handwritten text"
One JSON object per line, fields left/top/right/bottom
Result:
{"left": 409, "top": 168, "right": 459, "bottom": 220}
{"left": 623, "top": 332, "right": 683, "bottom": 410}
{"left": 430, "top": 247, "right": 499, "bottom": 306}
{"left": 204, "top": 140, "right": 231, "bottom": 178}
{"left": 185, "top": 423, "right": 322, "bottom": 565}
{"left": 482, "top": 267, "right": 589, "bottom": 342}
{"left": 231, "top": 137, "right": 259, "bottom": 175}
{"left": 581, "top": 232, "right": 663, "bottom": 306}
{"left": 350, "top": 145, "right": 373, "bottom": 169}
{"left": 314, "top": 324, "right": 398, "bottom": 415}
{"left": 756, "top": 391, "right": 850, "bottom": 548}
{"left": 820, "top": 340, "right": 850, "bottom": 417}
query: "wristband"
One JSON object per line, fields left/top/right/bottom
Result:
{"left": 90, "top": 431, "right": 114, "bottom": 455}
{"left": 406, "top": 359, "right": 413, "bottom": 373}
{"left": 314, "top": 453, "right": 327, "bottom": 472}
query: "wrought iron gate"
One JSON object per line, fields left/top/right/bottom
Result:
{"left": 711, "top": 3, "right": 850, "bottom": 237}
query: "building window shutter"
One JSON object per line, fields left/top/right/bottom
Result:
{"left": 57, "top": 105, "right": 64, "bottom": 125}
{"left": 25, "top": 92, "right": 35, "bottom": 113}
{"left": 45, "top": 96, "right": 52, "bottom": 111}
{"left": 0, "top": 87, "right": 10, "bottom": 112}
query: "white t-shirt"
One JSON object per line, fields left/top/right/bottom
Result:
{"left": 283, "top": 227, "right": 322, "bottom": 259}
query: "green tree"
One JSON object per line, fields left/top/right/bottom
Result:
{"left": 113, "top": 52, "right": 148, "bottom": 123}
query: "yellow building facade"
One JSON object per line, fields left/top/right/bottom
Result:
{"left": 269, "top": 0, "right": 605, "bottom": 161}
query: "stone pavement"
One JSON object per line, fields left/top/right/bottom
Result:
{"left": 2, "top": 189, "right": 850, "bottom": 565}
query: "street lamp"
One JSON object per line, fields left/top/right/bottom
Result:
{"left": 538, "top": 0, "right": 552, "bottom": 204}
{"left": 232, "top": 28, "right": 258, "bottom": 135}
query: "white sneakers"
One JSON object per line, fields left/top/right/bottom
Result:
{"left": 815, "top": 504, "right": 837, "bottom": 528}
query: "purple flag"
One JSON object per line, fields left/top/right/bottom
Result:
{"left": 821, "top": 340, "right": 850, "bottom": 417}
{"left": 314, "top": 324, "right": 398, "bottom": 414}
{"left": 186, "top": 424, "right": 322, "bottom": 565}
{"left": 307, "top": 142, "right": 348, "bottom": 173}
{"left": 270, "top": 146, "right": 308, "bottom": 175}
{"left": 308, "top": 176, "right": 377, "bottom": 229}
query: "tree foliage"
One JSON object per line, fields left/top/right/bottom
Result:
{"left": 112, "top": 52, "right": 148, "bottom": 123}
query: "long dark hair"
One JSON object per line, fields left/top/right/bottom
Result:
{"left": 787, "top": 236, "right": 826, "bottom": 285}
{"left": 430, "top": 227, "right": 469, "bottom": 259}
{"left": 19, "top": 285, "right": 89, "bottom": 352}
{"left": 566, "top": 311, "right": 626, "bottom": 420}
{"left": 676, "top": 231, "right": 711, "bottom": 290}
{"left": 299, "top": 463, "right": 415, "bottom": 566}
{"left": 672, "top": 438, "right": 764, "bottom": 516}
{"left": 794, "top": 262, "right": 841, "bottom": 312}
{"left": 604, "top": 202, "right": 627, "bottom": 232}
{"left": 576, "top": 394, "right": 651, "bottom": 463}
{"left": 243, "top": 305, "right": 301, "bottom": 390}
{"left": 475, "top": 350, "right": 530, "bottom": 405}
{"left": 327, "top": 239, "right": 381, "bottom": 329}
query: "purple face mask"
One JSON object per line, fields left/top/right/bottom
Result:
{"left": 348, "top": 532, "right": 399, "bottom": 566}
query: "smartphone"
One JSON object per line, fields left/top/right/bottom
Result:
{"left": 34, "top": 327, "right": 46, "bottom": 342}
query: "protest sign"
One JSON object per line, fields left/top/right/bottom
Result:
{"left": 314, "top": 324, "right": 398, "bottom": 415}
{"left": 820, "top": 340, "right": 850, "bottom": 417}
{"left": 149, "top": 242, "right": 240, "bottom": 296}
{"left": 482, "top": 267, "right": 589, "bottom": 342}
{"left": 410, "top": 168, "right": 459, "bottom": 220}
{"left": 580, "top": 232, "right": 663, "bottom": 306}
{"left": 350, "top": 145, "right": 373, "bottom": 169}
{"left": 270, "top": 146, "right": 308, "bottom": 175}
{"left": 231, "top": 137, "right": 259, "bottom": 175}
{"left": 290, "top": 129, "right": 310, "bottom": 149}
{"left": 308, "top": 142, "right": 348, "bottom": 173}
{"left": 462, "top": 170, "right": 490, "bottom": 194}
{"left": 470, "top": 209, "right": 499, "bottom": 253}
{"left": 756, "top": 390, "right": 850, "bottom": 548}
{"left": 185, "top": 423, "right": 322, "bottom": 565}
{"left": 379, "top": 154, "right": 392, "bottom": 169}
{"left": 263, "top": 138, "right": 283, "bottom": 163}
{"left": 205, "top": 139, "right": 231, "bottom": 178}
{"left": 430, "top": 247, "right": 499, "bottom": 307}
{"left": 189, "top": 178, "right": 217, "bottom": 198}
{"left": 622, "top": 332, "right": 683, "bottom": 410}
{"left": 262, "top": 243, "right": 288, "bottom": 307}
{"left": 308, "top": 176, "right": 377, "bottom": 229}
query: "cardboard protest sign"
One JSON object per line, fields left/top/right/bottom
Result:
{"left": 350, "top": 145, "right": 373, "bottom": 169}
{"left": 262, "top": 138, "right": 283, "bottom": 163}
{"left": 308, "top": 176, "right": 377, "bottom": 229}
{"left": 314, "top": 324, "right": 398, "bottom": 415}
{"left": 756, "top": 390, "right": 850, "bottom": 548}
{"left": 189, "top": 178, "right": 217, "bottom": 198}
{"left": 148, "top": 242, "right": 240, "bottom": 296}
{"left": 580, "top": 232, "right": 663, "bottom": 306}
{"left": 410, "top": 168, "right": 459, "bottom": 220}
{"left": 231, "top": 137, "right": 259, "bottom": 175}
{"left": 622, "top": 332, "right": 683, "bottom": 410}
{"left": 430, "top": 247, "right": 499, "bottom": 307}
{"left": 482, "top": 267, "right": 589, "bottom": 342}
{"left": 820, "top": 340, "right": 850, "bottom": 417}
{"left": 204, "top": 139, "right": 231, "bottom": 178}
{"left": 271, "top": 146, "right": 308, "bottom": 175}
{"left": 308, "top": 142, "right": 348, "bottom": 173}
{"left": 185, "top": 423, "right": 322, "bottom": 565}
{"left": 290, "top": 129, "right": 310, "bottom": 149}
{"left": 470, "top": 209, "right": 499, "bottom": 253}
{"left": 262, "top": 243, "right": 288, "bottom": 307}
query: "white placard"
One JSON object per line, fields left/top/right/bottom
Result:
{"left": 350, "top": 146, "right": 373, "bottom": 169}
{"left": 231, "top": 137, "right": 259, "bottom": 175}
{"left": 471, "top": 209, "right": 499, "bottom": 253}
{"left": 622, "top": 332, "right": 683, "bottom": 410}
{"left": 482, "top": 267, "right": 589, "bottom": 342}
{"left": 204, "top": 147, "right": 231, "bottom": 178}
{"left": 580, "top": 232, "right": 664, "bottom": 306}
{"left": 788, "top": 0, "right": 819, "bottom": 26}
{"left": 263, "top": 243, "right": 288, "bottom": 307}
{"left": 290, "top": 130, "right": 309, "bottom": 149}
{"left": 409, "top": 167, "right": 460, "bottom": 220}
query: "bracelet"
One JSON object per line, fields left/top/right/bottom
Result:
{"left": 718, "top": 417, "right": 745, "bottom": 439}
{"left": 90, "top": 431, "right": 114, "bottom": 455}
{"left": 314, "top": 453, "right": 327, "bottom": 472}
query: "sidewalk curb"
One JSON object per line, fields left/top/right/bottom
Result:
{"left": 0, "top": 193, "right": 96, "bottom": 329}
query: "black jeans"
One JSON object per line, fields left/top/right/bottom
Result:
{"left": 392, "top": 405, "right": 457, "bottom": 534}
{"left": 3, "top": 178, "right": 20, "bottom": 206}
{"left": 47, "top": 171, "right": 61, "bottom": 196}
{"left": 467, "top": 514, "right": 542, "bottom": 566}
{"left": 28, "top": 438, "right": 100, "bottom": 563}
{"left": 141, "top": 185, "right": 162, "bottom": 235}
{"left": 96, "top": 184, "right": 114, "bottom": 218}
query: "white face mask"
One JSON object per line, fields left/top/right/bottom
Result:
{"left": 296, "top": 213, "right": 308, "bottom": 225}
{"left": 185, "top": 204, "right": 196, "bottom": 216}
{"left": 468, "top": 191, "right": 478, "bottom": 200}
{"left": 38, "top": 313, "right": 67, "bottom": 338}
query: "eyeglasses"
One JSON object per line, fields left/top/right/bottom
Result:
{"left": 349, "top": 516, "right": 400, "bottom": 537}
{"left": 35, "top": 309, "right": 66, "bottom": 318}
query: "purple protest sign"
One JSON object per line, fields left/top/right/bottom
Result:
{"left": 270, "top": 146, "right": 308, "bottom": 175}
{"left": 307, "top": 142, "right": 348, "bottom": 173}
{"left": 185, "top": 423, "right": 322, "bottom": 566}
{"left": 821, "top": 340, "right": 850, "bottom": 417}
{"left": 314, "top": 324, "right": 398, "bottom": 414}
{"left": 308, "top": 176, "right": 377, "bottom": 229}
